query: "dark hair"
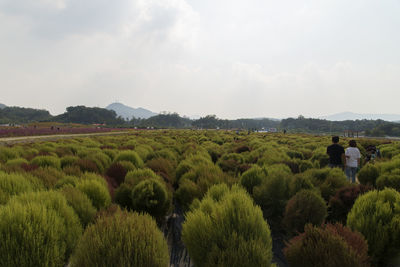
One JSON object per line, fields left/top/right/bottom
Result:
{"left": 349, "top": 140, "right": 357, "bottom": 147}
{"left": 332, "top": 136, "right": 339, "bottom": 143}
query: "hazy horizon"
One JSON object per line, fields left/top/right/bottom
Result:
{"left": 1, "top": 1, "right": 399, "bottom": 119}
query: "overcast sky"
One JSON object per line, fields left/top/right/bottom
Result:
{"left": 0, "top": 0, "right": 399, "bottom": 119}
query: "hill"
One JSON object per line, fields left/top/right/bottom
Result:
{"left": 106, "top": 102, "right": 157, "bottom": 119}
{"left": 0, "top": 103, "right": 6, "bottom": 109}
{"left": 320, "top": 112, "right": 400, "bottom": 122}
{"left": 0, "top": 106, "right": 52, "bottom": 124}
{"left": 53, "top": 106, "right": 125, "bottom": 125}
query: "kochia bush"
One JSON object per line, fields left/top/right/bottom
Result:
{"left": 357, "top": 164, "right": 380, "bottom": 186}
{"left": 347, "top": 188, "right": 400, "bottom": 265}
{"left": 283, "top": 190, "right": 327, "bottom": 235}
{"left": 7, "top": 191, "right": 83, "bottom": 260}
{"left": 0, "top": 201, "right": 67, "bottom": 267}
{"left": 31, "top": 155, "right": 61, "bottom": 169}
{"left": 131, "top": 178, "right": 171, "bottom": 221}
{"left": 77, "top": 179, "right": 111, "bottom": 210}
{"left": 70, "top": 209, "right": 169, "bottom": 267}
{"left": 284, "top": 224, "right": 370, "bottom": 267}
{"left": 182, "top": 184, "right": 274, "bottom": 267}
{"left": 114, "top": 151, "right": 143, "bottom": 168}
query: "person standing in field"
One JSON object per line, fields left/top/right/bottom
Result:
{"left": 345, "top": 140, "right": 361, "bottom": 183}
{"left": 327, "top": 136, "right": 345, "bottom": 168}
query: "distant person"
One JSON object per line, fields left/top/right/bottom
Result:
{"left": 283, "top": 129, "right": 287, "bottom": 134}
{"left": 345, "top": 140, "right": 361, "bottom": 183}
{"left": 327, "top": 136, "right": 345, "bottom": 168}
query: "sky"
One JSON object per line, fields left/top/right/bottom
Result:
{"left": 0, "top": 0, "right": 399, "bottom": 119}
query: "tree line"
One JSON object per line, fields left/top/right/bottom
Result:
{"left": 1, "top": 106, "right": 399, "bottom": 136}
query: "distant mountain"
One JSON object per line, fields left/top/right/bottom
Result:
{"left": 106, "top": 102, "right": 157, "bottom": 120}
{"left": 319, "top": 112, "right": 400, "bottom": 122}
{"left": 0, "top": 103, "right": 6, "bottom": 109}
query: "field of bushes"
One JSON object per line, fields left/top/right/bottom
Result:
{"left": 1, "top": 130, "right": 400, "bottom": 267}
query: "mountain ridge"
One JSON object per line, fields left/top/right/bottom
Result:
{"left": 105, "top": 102, "right": 157, "bottom": 119}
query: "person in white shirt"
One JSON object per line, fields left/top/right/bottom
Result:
{"left": 345, "top": 140, "right": 361, "bottom": 183}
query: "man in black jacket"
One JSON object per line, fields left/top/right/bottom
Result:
{"left": 327, "top": 136, "right": 345, "bottom": 168}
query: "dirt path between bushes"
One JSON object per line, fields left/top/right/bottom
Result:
{"left": 0, "top": 131, "right": 130, "bottom": 145}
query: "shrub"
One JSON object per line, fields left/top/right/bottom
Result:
{"left": 0, "top": 147, "right": 18, "bottom": 163}
{"left": 288, "top": 174, "right": 314, "bottom": 197}
{"left": 175, "top": 163, "right": 234, "bottom": 209}
{"left": 240, "top": 165, "right": 268, "bottom": 194}
{"left": 146, "top": 157, "right": 175, "bottom": 185}
{"left": 118, "top": 160, "right": 136, "bottom": 172}
{"left": 217, "top": 153, "right": 244, "bottom": 174}
{"left": 284, "top": 224, "right": 370, "bottom": 267}
{"left": 106, "top": 162, "right": 128, "bottom": 186}
{"left": 54, "top": 176, "right": 79, "bottom": 189}
{"left": 131, "top": 178, "right": 171, "bottom": 221}
{"left": 31, "top": 167, "right": 65, "bottom": 189}
{"left": 328, "top": 184, "right": 372, "bottom": 223}
{"left": 75, "top": 158, "right": 99, "bottom": 173}
{"left": 358, "top": 164, "right": 380, "bottom": 186}
{"left": 125, "top": 168, "right": 159, "bottom": 186}
{"left": 5, "top": 158, "right": 29, "bottom": 168}
{"left": 70, "top": 209, "right": 169, "bottom": 267}
{"left": 60, "top": 186, "right": 97, "bottom": 227}
{"left": 31, "top": 155, "right": 61, "bottom": 169}
{"left": 347, "top": 188, "right": 400, "bottom": 265}
{"left": 60, "top": 156, "right": 79, "bottom": 169}
{"left": 376, "top": 173, "right": 400, "bottom": 191}
{"left": 9, "top": 191, "right": 82, "bottom": 258}
{"left": 0, "top": 172, "right": 34, "bottom": 204}
{"left": 283, "top": 190, "right": 327, "bottom": 234}
{"left": 63, "top": 165, "right": 82, "bottom": 176}
{"left": 299, "top": 160, "right": 313, "bottom": 173}
{"left": 182, "top": 184, "right": 274, "bottom": 267}
{"left": 114, "top": 151, "right": 143, "bottom": 168}
{"left": 319, "top": 174, "right": 349, "bottom": 201}
{"left": 252, "top": 165, "right": 291, "bottom": 222}
{"left": 77, "top": 179, "right": 111, "bottom": 210}
{"left": 0, "top": 201, "right": 66, "bottom": 267}
{"left": 114, "top": 183, "right": 134, "bottom": 209}
{"left": 174, "top": 178, "right": 202, "bottom": 210}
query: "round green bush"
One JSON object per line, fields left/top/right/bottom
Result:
{"left": 376, "top": 173, "right": 400, "bottom": 191}
{"left": 114, "top": 151, "right": 143, "bottom": 168}
{"left": 60, "top": 156, "right": 79, "bottom": 169}
{"left": 124, "top": 168, "right": 160, "bottom": 189}
{"left": 252, "top": 165, "right": 291, "bottom": 221}
{"left": 284, "top": 224, "right": 370, "bottom": 267}
{"left": 0, "top": 172, "right": 34, "bottom": 204}
{"left": 31, "top": 155, "right": 61, "bottom": 169}
{"left": 174, "top": 178, "right": 202, "bottom": 210}
{"left": 182, "top": 184, "right": 274, "bottom": 267}
{"left": 5, "top": 158, "right": 29, "bottom": 168}
{"left": 283, "top": 190, "right": 327, "bottom": 234}
{"left": 347, "top": 188, "right": 400, "bottom": 265}
{"left": 0, "top": 147, "right": 18, "bottom": 163}
{"left": 54, "top": 176, "right": 79, "bottom": 189}
{"left": 358, "top": 164, "right": 380, "bottom": 186}
{"left": 70, "top": 209, "right": 169, "bottom": 267}
{"left": 131, "top": 178, "right": 171, "bottom": 221}
{"left": 60, "top": 186, "right": 97, "bottom": 227}
{"left": 9, "top": 191, "right": 82, "bottom": 258}
{"left": 299, "top": 160, "right": 314, "bottom": 173}
{"left": 240, "top": 165, "right": 268, "bottom": 194}
{"left": 77, "top": 179, "right": 111, "bottom": 210}
{"left": 0, "top": 201, "right": 67, "bottom": 267}
{"left": 288, "top": 174, "right": 314, "bottom": 197}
